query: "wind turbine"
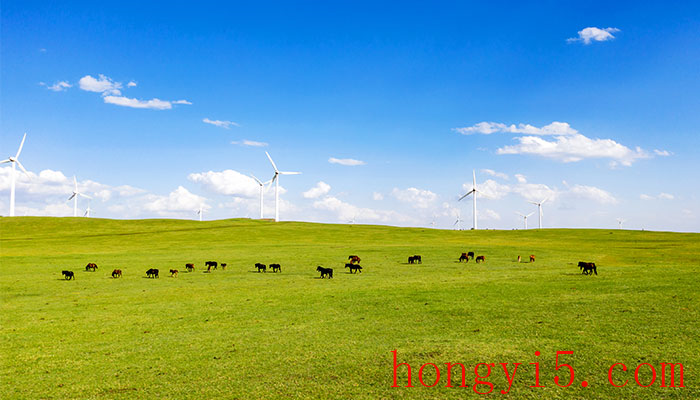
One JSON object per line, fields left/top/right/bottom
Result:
{"left": 196, "top": 206, "right": 204, "bottom": 221}
{"left": 529, "top": 198, "right": 548, "bottom": 229}
{"left": 516, "top": 211, "right": 534, "bottom": 229}
{"left": 84, "top": 199, "right": 94, "bottom": 218}
{"left": 265, "top": 152, "right": 301, "bottom": 222}
{"left": 430, "top": 215, "right": 437, "bottom": 228}
{"left": 251, "top": 174, "right": 271, "bottom": 219}
{"left": 68, "top": 176, "right": 92, "bottom": 217}
{"left": 458, "top": 170, "right": 479, "bottom": 230}
{"left": 453, "top": 211, "right": 464, "bottom": 230}
{"left": 348, "top": 214, "right": 356, "bottom": 225}
{"left": 617, "top": 218, "right": 625, "bottom": 229}
{"left": 1, "top": 133, "right": 30, "bottom": 217}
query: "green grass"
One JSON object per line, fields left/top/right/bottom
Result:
{"left": 1, "top": 217, "right": 698, "bottom": 399}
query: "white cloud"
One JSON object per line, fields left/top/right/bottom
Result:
{"left": 658, "top": 193, "right": 675, "bottom": 200}
{"left": 654, "top": 149, "right": 672, "bottom": 156}
{"left": 640, "top": 194, "right": 654, "bottom": 201}
{"left": 567, "top": 27, "right": 620, "bottom": 44}
{"left": 41, "top": 81, "right": 72, "bottom": 92}
{"left": 372, "top": 192, "right": 384, "bottom": 201}
{"left": 481, "top": 209, "right": 501, "bottom": 221}
{"left": 231, "top": 139, "right": 268, "bottom": 147}
{"left": 103, "top": 96, "right": 174, "bottom": 110}
{"left": 188, "top": 169, "right": 262, "bottom": 198}
{"left": 79, "top": 74, "right": 122, "bottom": 94}
{"left": 640, "top": 192, "right": 674, "bottom": 201}
{"left": 568, "top": 184, "right": 618, "bottom": 204}
{"left": 203, "top": 118, "right": 239, "bottom": 128}
{"left": 328, "top": 157, "right": 366, "bottom": 166}
{"left": 303, "top": 181, "right": 331, "bottom": 199}
{"left": 312, "top": 196, "right": 410, "bottom": 224}
{"left": 172, "top": 100, "right": 192, "bottom": 105}
{"left": 127, "top": 81, "right": 137, "bottom": 87}
{"left": 454, "top": 121, "right": 577, "bottom": 136}
{"left": 143, "top": 186, "right": 209, "bottom": 216}
{"left": 392, "top": 187, "right": 438, "bottom": 209}
{"left": 514, "top": 174, "right": 527, "bottom": 184}
{"left": 481, "top": 169, "right": 509, "bottom": 180}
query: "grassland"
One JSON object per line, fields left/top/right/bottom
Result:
{"left": 1, "top": 217, "right": 698, "bottom": 399}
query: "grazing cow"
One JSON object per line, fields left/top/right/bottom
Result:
{"left": 413, "top": 255, "right": 422, "bottom": 264}
{"left": 146, "top": 268, "right": 159, "bottom": 278}
{"left": 85, "top": 263, "right": 98, "bottom": 271}
{"left": 467, "top": 251, "right": 475, "bottom": 260}
{"left": 62, "top": 270, "right": 75, "bottom": 280}
{"left": 220, "top": 263, "right": 227, "bottom": 270}
{"left": 317, "top": 266, "right": 333, "bottom": 279}
{"left": 408, "top": 256, "right": 416, "bottom": 264}
{"left": 348, "top": 255, "right": 361, "bottom": 264}
{"left": 255, "top": 263, "right": 267, "bottom": 273}
{"left": 185, "top": 263, "right": 195, "bottom": 272}
{"left": 579, "top": 262, "right": 597, "bottom": 275}
{"left": 170, "top": 269, "right": 179, "bottom": 277}
{"left": 530, "top": 255, "right": 536, "bottom": 263}
{"left": 517, "top": 255, "right": 522, "bottom": 263}
{"left": 112, "top": 269, "right": 122, "bottom": 278}
{"left": 205, "top": 261, "right": 218, "bottom": 270}
{"left": 458, "top": 253, "right": 469, "bottom": 262}
{"left": 269, "top": 264, "right": 281, "bottom": 273}
{"left": 345, "top": 263, "right": 363, "bottom": 273}
{"left": 475, "top": 255, "right": 485, "bottom": 263}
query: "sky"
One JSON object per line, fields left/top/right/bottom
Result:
{"left": 1, "top": 1, "right": 699, "bottom": 231}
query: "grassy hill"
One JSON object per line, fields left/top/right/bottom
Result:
{"left": 1, "top": 217, "right": 698, "bottom": 399}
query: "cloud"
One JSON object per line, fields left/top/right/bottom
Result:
{"left": 567, "top": 27, "right": 620, "bottom": 44}
{"left": 143, "top": 186, "right": 209, "bottom": 216}
{"left": 658, "top": 193, "right": 675, "bottom": 200}
{"left": 328, "top": 157, "right": 366, "bottom": 166}
{"left": 454, "top": 121, "right": 578, "bottom": 136}
{"left": 481, "top": 209, "right": 501, "bottom": 221}
{"left": 79, "top": 74, "right": 122, "bottom": 95}
{"left": 303, "top": 182, "right": 331, "bottom": 199}
{"left": 496, "top": 132, "right": 649, "bottom": 166}
{"left": 641, "top": 192, "right": 674, "bottom": 201}
{"left": 127, "top": 81, "right": 137, "bottom": 87}
{"left": 203, "top": 118, "right": 239, "bottom": 129}
{"left": 568, "top": 184, "right": 618, "bottom": 204}
{"left": 654, "top": 149, "right": 672, "bottom": 156}
{"left": 372, "top": 192, "right": 384, "bottom": 201}
{"left": 392, "top": 187, "right": 438, "bottom": 209}
{"left": 172, "top": 100, "right": 192, "bottom": 105}
{"left": 481, "top": 169, "right": 509, "bottom": 180}
{"left": 40, "top": 81, "right": 72, "bottom": 92}
{"left": 231, "top": 139, "right": 268, "bottom": 147}
{"left": 312, "top": 195, "right": 410, "bottom": 224}
{"left": 514, "top": 174, "right": 527, "bottom": 184}
{"left": 640, "top": 194, "right": 654, "bottom": 201}
{"left": 103, "top": 96, "right": 174, "bottom": 110}
{"left": 188, "top": 169, "right": 263, "bottom": 198}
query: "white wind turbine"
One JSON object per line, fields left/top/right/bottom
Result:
{"left": 458, "top": 170, "right": 479, "bottom": 230}
{"left": 265, "top": 151, "right": 301, "bottom": 222}
{"left": 617, "top": 218, "right": 625, "bottom": 229}
{"left": 84, "top": 199, "right": 94, "bottom": 218}
{"left": 251, "top": 174, "right": 272, "bottom": 219}
{"left": 68, "top": 176, "right": 91, "bottom": 217}
{"left": 453, "top": 211, "right": 464, "bottom": 230}
{"left": 1, "top": 133, "right": 30, "bottom": 217}
{"left": 516, "top": 211, "right": 534, "bottom": 229}
{"left": 529, "top": 198, "right": 548, "bottom": 229}
{"left": 196, "top": 206, "right": 204, "bottom": 221}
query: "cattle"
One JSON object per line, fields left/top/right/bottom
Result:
{"left": 345, "top": 263, "right": 362, "bottom": 273}
{"left": 146, "top": 268, "right": 159, "bottom": 278}
{"left": 530, "top": 255, "right": 536, "bottom": 263}
{"left": 467, "top": 251, "right": 475, "bottom": 260}
{"left": 255, "top": 263, "right": 267, "bottom": 273}
{"left": 458, "top": 253, "right": 469, "bottom": 262}
{"left": 111, "top": 269, "right": 122, "bottom": 278}
{"left": 348, "top": 255, "right": 361, "bottom": 264}
{"left": 578, "top": 262, "right": 597, "bottom": 275}
{"left": 62, "top": 270, "right": 75, "bottom": 280}
{"left": 270, "top": 264, "right": 281, "bottom": 273}
{"left": 170, "top": 269, "right": 179, "bottom": 277}
{"left": 205, "top": 261, "right": 218, "bottom": 270}
{"left": 185, "top": 263, "right": 195, "bottom": 272}
{"left": 408, "top": 256, "right": 416, "bottom": 264}
{"left": 475, "top": 255, "right": 485, "bottom": 263}
{"left": 412, "top": 255, "right": 422, "bottom": 264}
{"left": 317, "top": 266, "right": 333, "bottom": 279}
{"left": 85, "top": 263, "right": 98, "bottom": 271}
{"left": 220, "top": 263, "right": 227, "bottom": 270}
{"left": 517, "top": 255, "right": 522, "bottom": 263}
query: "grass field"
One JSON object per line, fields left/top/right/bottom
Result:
{"left": 1, "top": 217, "right": 698, "bottom": 399}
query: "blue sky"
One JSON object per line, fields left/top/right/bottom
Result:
{"left": 2, "top": 1, "right": 699, "bottom": 231}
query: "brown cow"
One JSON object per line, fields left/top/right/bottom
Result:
{"left": 459, "top": 253, "right": 468, "bottom": 262}
{"left": 348, "top": 255, "right": 361, "bottom": 264}
{"left": 530, "top": 255, "right": 536, "bottom": 263}
{"left": 220, "top": 263, "right": 227, "bottom": 270}
{"left": 85, "top": 263, "right": 98, "bottom": 271}
{"left": 112, "top": 269, "right": 122, "bottom": 278}
{"left": 185, "top": 263, "right": 195, "bottom": 272}
{"left": 475, "top": 255, "right": 485, "bottom": 263}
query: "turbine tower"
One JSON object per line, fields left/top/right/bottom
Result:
{"left": 529, "top": 198, "right": 548, "bottom": 229}
{"left": 196, "top": 206, "right": 204, "bottom": 221}
{"left": 516, "top": 211, "right": 534, "bottom": 229}
{"left": 617, "top": 218, "right": 625, "bottom": 229}
{"left": 251, "top": 174, "right": 271, "bottom": 219}
{"left": 68, "top": 176, "right": 91, "bottom": 217}
{"left": 265, "top": 151, "right": 301, "bottom": 222}
{"left": 1, "top": 133, "right": 30, "bottom": 216}
{"left": 458, "top": 170, "right": 479, "bottom": 230}
{"left": 84, "top": 199, "right": 93, "bottom": 218}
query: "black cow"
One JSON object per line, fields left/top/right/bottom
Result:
{"left": 255, "top": 263, "right": 267, "bottom": 273}
{"left": 220, "top": 263, "right": 227, "bottom": 270}
{"left": 112, "top": 269, "right": 122, "bottom": 278}
{"left": 170, "top": 269, "right": 179, "bottom": 277}
{"left": 413, "top": 255, "right": 422, "bottom": 264}
{"left": 345, "top": 263, "right": 362, "bottom": 273}
{"left": 146, "top": 268, "right": 159, "bottom": 278}
{"left": 205, "top": 261, "right": 218, "bottom": 270}
{"left": 467, "top": 251, "right": 475, "bottom": 260}
{"left": 579, "top": 262, "right": 597, "bottom": 275}
{"left": 62, "top": 270, "right": 75, "bottom": 280}
{"left": 317, "top": 266, "right": 333, "bottom": 279}
{"left": 475, "top": 255, "right": 485, "bottom": 263}
{"left": 458, "top": 253, "right": 469, "bottom": 262}
{"left": 269, "top": 264, "right": 281, "bottom": 273}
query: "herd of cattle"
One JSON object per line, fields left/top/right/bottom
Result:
{"left": 60, "top": 253, "right": 599, "bottom": 280}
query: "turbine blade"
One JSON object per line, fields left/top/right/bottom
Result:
{"left": 472, "top": 169, "right": 476, "bottom": 188}
{"left": 73, "top": 176, "right": 78, "bottom": 191}
{"left": 540, "top": 197, "right": 549, "bottom": 205}
{"left": 15, "top": 160, "right": 30, "bottom": 177}
{"left": 250, "top": 174, "right": 263, "bottom": 185}
{"left": 527, "top": 212, "right": 534, "bottom": 217}
{"left": 80, "top": 193, "right": 93, "bottom": 200}
{"left": 280, "top": 171, "right": 301, "bottom": 175}
{"left": 15, "top": 133, "right": 27, "bottom": 159}
{"left": 0, "top": 159, "right": 10, "bottom": 164}
{"left": 68, "top": 193, "right": 76, "bottom": 200}
{"left": 265, "top": 151, "right": 279, "bottom": 172}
